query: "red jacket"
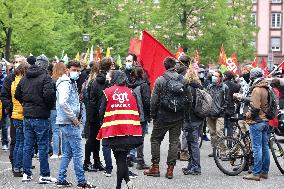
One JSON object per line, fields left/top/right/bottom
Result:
{"left": 97, "top": 85, "right": 142, "bottom": 140}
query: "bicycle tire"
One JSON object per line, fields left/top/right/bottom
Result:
{"left": 270, "top": 137, "right": 284, "bottom": 174}
{"left": 213, "top": 136, "right": 247, "bottom": 176}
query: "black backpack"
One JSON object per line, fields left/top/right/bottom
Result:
{"left": 160, "top": 74, "right": 186, "bottom": 113}
{"left": 265, "top": 86, "right": 279, "bottom": 120}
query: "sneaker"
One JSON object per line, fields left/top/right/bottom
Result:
{"left": 2, "top": 144, "right": 8, "bottom": 151}
{"left": 208, "top": 153, "right": 214, "bottom": 157}
{"left": 136, "top": 163, "right": 150, "bottom": 170}
{"left": 22, "top": 173, "right": 33, "bottom": 182}
{"left": 39, "top": 176, "right": 57, "bottom": 184}
{"left": 83, "top": 163, "right": 97, "bottom": 172}
{"left": 129, "top": 171, "right": 138, "bottom": 179}
{"left": 50, "top": 154, "right": 59, "bottom": 159}
{"left": 13, "top": 170, "right": 23, "bottom": 177}
{"left": 260, "top": 173, "right": 268, "bottom": 179}
{"left": 77, "top": 182, "right": 96, "bottom": 188}
{"left": 93, "top": 161, "right": 105, "bottom": 171}
{"left": 103, "top": 171, "right": 112, "bottom": 177}
{"left": 182, "top": 168, "right": 201, "bottom": 175}
{"left": 57, "top": 180, "right": 73, "bottom": 188}
{"left": 126, "top": 181, "right": 137, "bottom": 189}
{"left": 243, "top": 174, "right": 260, "bottom": 181}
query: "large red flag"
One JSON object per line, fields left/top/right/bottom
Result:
{"left": 251, "top": 57, "right": 258, "bottom": 68}
{"left": 139, "top": 31, "right": 175, "bottom": 89}
{"left": 193, "top": 48, "right": 200, "bottom": 72}
{"left": 128, "top": 38, "right": 141, "bottom": 57}
{"left": 218, "top": 44, "right": 227, "bottom": 65}
{"left": 261, "top": 57, "right": 268, "bottom": 78}
{"left": 226, "top": 52, "right": 239, "bottom": 75}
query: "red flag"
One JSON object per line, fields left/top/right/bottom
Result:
{"left": 128, "top": 38, "right": 141, "bottom": 57}
{"left": 193, "top": 48, "right": 200, "bottom": 71}
{"left": 226, "top": 52, "right": 239, "bottom": 75}
{"left": 251, "top": 57, "right": 258, "bottom": 68}
{"left": 95, "top": 48, "right": 102, "bottom": 62}
{"left": 218, "top": 44, "right": 227, "bottom": 65}
{"left": 261, "top": 57, "right": 268, "bottom": 78}
{"left": 175, "top": 46, "right": 184, "bottom": 59}
{"left": 139, "top": 31, "right": 175, "bottom": 90}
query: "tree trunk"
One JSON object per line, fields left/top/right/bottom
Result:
{"left": 4, "top": 28, "right": 12, "bottom": 61}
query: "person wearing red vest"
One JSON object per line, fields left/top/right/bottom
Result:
{"left": 97, "top": 70, "right": 142, "bottom": 189}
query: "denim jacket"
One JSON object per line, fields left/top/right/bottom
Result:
{"left": 56, "top": 74, "right": 80, "bottom": 124}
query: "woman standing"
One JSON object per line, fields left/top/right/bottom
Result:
{"left": 11, "top": 63, "right": 30, "bottom": 177}
{"left": 97, "top": 70, "right": 142, "bottom": 189}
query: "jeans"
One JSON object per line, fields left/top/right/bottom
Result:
{"left": 23, "top": 118, "right": 50, "bottom": 177}
{"left": 50, "top": 110, "right": 61, "bottom": 155}
{"left": 249, "top": 121, "right": 270, "bottom": 176}
{"left": 13, "top": 120, "right": 24, "bottom": 171}
{"left": 58, "top": 124, "right": 86, "bottom": 184}
{"left": 186, "top": 121, "right": 202, "bottom": 173}
{"left": 102, "top": 144, "right": 113, "bottom": 173}
{"left": 136, "top": 122, "right": 148, "bottom": 164}
{"left": 1, "top": 114, "right": 9, "bottom": 146}
{"left": 151, "top": 120, "right": 182, "bottom": 166}
{"left": 9, "top": 118, "right": 16, "bottom": 166}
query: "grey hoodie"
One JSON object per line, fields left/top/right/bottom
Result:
{"left": 56, "top": 74, "right": 80, "bottom": 125}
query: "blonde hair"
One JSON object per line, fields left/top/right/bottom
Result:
{"left": 184, "top": 64, "right": 201, "bottom": 85}
{"left": 87, "top": 61, "right": 100, "bottom": 85}
{"left": 52, "top": 63, "right": 66, "bottom": 80}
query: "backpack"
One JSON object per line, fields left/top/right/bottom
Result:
{"left": 265, "top": 86, "right": 279, "bottom": 120}
{"left": 194, "top": 88, "right": 213, "bottom": 118}
{"left": 160, "top": 74, "right": 186, "bottom": 113}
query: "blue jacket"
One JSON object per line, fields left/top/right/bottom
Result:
{"left": 56, "top": 74, "right": 80, "bottom": 125}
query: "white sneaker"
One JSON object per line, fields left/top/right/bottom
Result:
{"left": 103, "top": 171, "right": 112, "bottom": 177}
{"left": 2, "top": 145, "right": 8, "bottom": 151}
{"left": 39, "top": 176, "right": 57, "bottom": 184}
{"left": 126, "top": 181, "right": 137, "bottom": 189}
{"left": 22, "top": 173, "right": 33, "bottom": 182}
{"left": 50, "top": 154, "right": 59, "bottom": 159}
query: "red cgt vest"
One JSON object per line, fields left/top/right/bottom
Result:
{"left": 97, "top": 85, "right": 142, "bottom": 140}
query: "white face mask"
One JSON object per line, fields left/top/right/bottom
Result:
{"left": 14, "top": 63, "right": 20, "bottom": 69}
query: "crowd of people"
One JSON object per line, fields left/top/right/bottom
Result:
{"left": 0, "top": 53, "right": 282, "bottom": 188}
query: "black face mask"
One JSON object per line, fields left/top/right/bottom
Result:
{"left": 241, "top": 73, "right": 250, "bottom": 83}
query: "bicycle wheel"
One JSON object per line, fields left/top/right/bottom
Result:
{"left": 213, "top": 136, "right": 247, "bottom": 176}
{"left": 270, "top": 137, "right": 284, "bottom": 174}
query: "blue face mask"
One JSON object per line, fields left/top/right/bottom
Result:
{"left": 70, "top": 71, "right": 80, "bottom": 80}
{"left": 125, "top": 62, "right": 133, "bottom": 70}
{"left": 211, "top": 75, "right": 218, "bottom": 84}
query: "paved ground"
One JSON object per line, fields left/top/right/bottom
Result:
{"left": 0, "top": 124, "right": 284, "bottom": 189}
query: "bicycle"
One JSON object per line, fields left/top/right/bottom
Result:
{"left": 213, "top": 117, "right": 284, "bottom": 176}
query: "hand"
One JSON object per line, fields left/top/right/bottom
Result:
{"left": 73, "top": 118, "right": 80, "bottom": 126}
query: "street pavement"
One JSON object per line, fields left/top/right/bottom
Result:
{"left": 0, "top": 124, "right": 284, "bottom": 189}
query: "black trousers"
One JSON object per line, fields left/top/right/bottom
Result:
{"left": 113, "top": 150, "right": 130, "bottom": 189}
{"left": 84, "top": 121, "right": 101, "bottom": 164}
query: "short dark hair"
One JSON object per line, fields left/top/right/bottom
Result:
{"left": 128, "top": 53, "right": 137, "bottom": 62}
{"left": 224, "top": 71, "right": 234, "bottom": 80}
{"left": 131, "top": 66, "right": 145, "bottom": 80}
{"left": 67, "top": 60, "right": 81, "bottom": 69}
{"left": 100, "top": 57, "right": 113, "bottom": 72}
{"left": 164, "top": 57, "right": 177, "bottom": 70}
{"left": 178, "top": 55, "right": 191, "bottom": 67}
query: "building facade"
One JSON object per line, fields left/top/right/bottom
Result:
{"left": 253, "top": 0, "right": 284, "bottom": 65}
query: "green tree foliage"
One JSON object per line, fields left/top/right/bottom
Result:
{"left": 0, "top": 0, "right": 257, "bottom": 63}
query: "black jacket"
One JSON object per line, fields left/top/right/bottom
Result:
{"left": 150, "top": 69, "right": 185, "bottom": 123}
{"left": 223, "top": 79, "right": 241, "bottom": 116}
{"left": 132, "top": 79, "right": 151, "bottom": 122}
{"left": 15, "top": 65, "right": 56, "bottom": 119}
{"left": 1, "top": 72, "right": 15, "bottom": 114}
{"left": 207, "top": 82, "right": 230, "bottom": 118}
{"left": 88, "top": 71, "right": 108, "bottom": 124}
{"left": 77, "top": 69, "right": 89, "bottom": 93}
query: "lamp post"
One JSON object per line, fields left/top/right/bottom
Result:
{"left": 268, "top": 49, "right": 274, "bottom": 72}
{"left": 82, "top": 33, "right": 90, "bottom": 53}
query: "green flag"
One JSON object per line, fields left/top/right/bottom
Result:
{"left": 116, "top": 54, "right": 122, "bottom": 68}
{"left": 219, "top": 64, "right": 227, "bottom": 74}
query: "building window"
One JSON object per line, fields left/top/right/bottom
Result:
{"left": 251, "top": 13, "right": 256, "bottom": 25}
{"left": 272, "top": 13, "right": 281, "bottom": 28}
{"left": 252, "top": 0, "right": 257, "bottom": 3}
{"left": 272, "top": 0, "right": 281, "bottom": 3}
{"left": 271, "top": 37, "right": 281, "bottom": 51}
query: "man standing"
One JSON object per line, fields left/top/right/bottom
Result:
{"left": 206, "top": 70, "right": 229, "bottom": 157}
{"left": 56, "top": 61, "right": 95, "bottom": 188}
{"left": 15, "top": 55, "right": 57, "bottom": 183}
{"left": 144, "top": 57, "right": 185, "bottom": 179}
{"left": 243, "top": 68, "right": 270, "bottom": 181}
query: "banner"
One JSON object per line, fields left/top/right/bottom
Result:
{"left": 218, "top": 44, "right": 227, "bottom": 65}
{"left": 193, "top": 48, "right": 200, "bottom": 72}
{"left": 226, "top": 52, "right": 239, "bottom": 75}
{"left": 261, "top": 57, "right": 268, "bottom": 78}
